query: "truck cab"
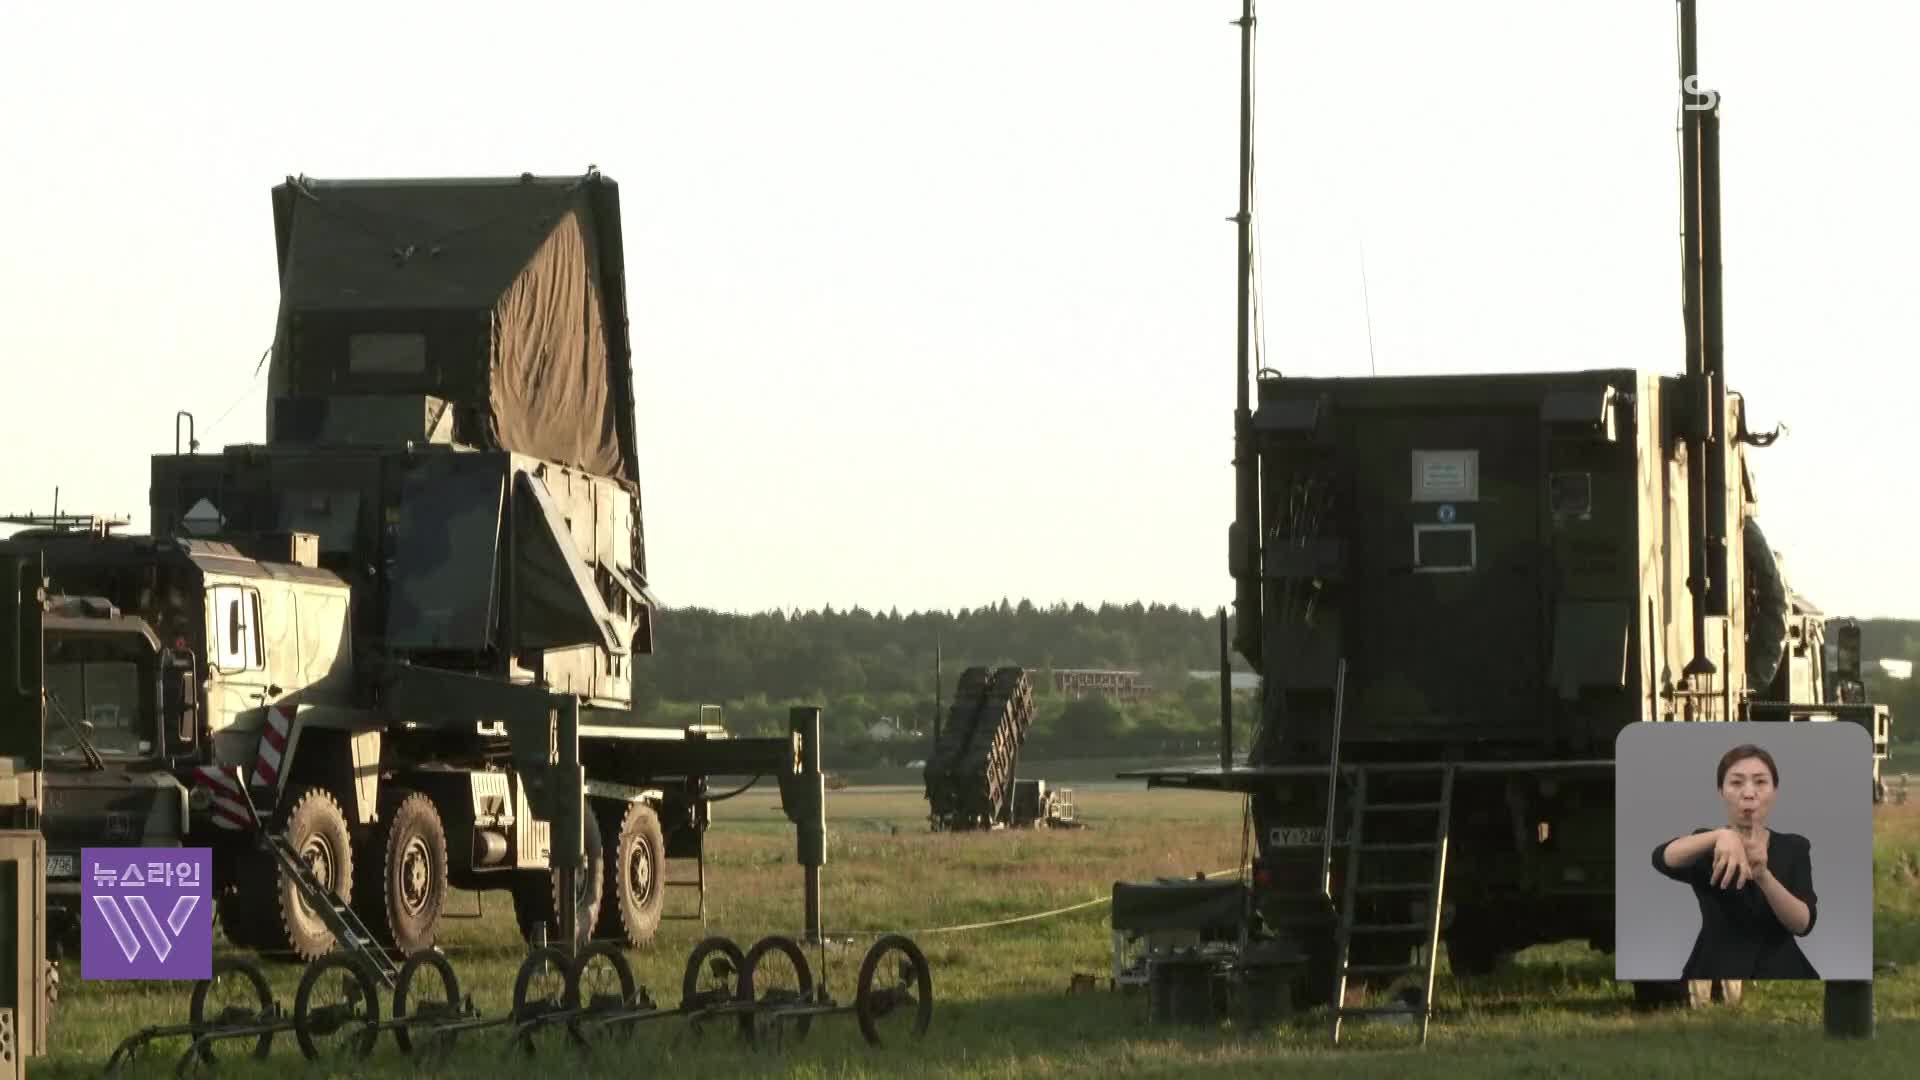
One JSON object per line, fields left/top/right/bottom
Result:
{"left": 38, "top": 596, "right": 196, "bottom": 950}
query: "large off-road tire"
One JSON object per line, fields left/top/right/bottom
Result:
{"left": 354, "top": 791, "right": 449, "bottom": 956}
{"left": 261, "top": 786, "right": 355, "bottom": 961}
{"left": 513, "top": 809, "right": 605, "bottom": 949}
{"left": 595, "top": 801, "right": 666, "bottom": 948}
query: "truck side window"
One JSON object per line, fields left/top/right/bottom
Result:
{"left": 210, "top": 585, "right": 265, "bottom": 673}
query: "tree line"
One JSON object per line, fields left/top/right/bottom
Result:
{"left": 633, "top": 600, "right": 1256, "bottom": 765}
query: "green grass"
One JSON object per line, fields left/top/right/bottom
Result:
{"left": 35, "top": 783, "right": 1920, "bottom": 1078}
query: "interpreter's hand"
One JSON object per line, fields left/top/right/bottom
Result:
{"left": 1710, "top": 828, "right": 1752, "bottom": 889}
{"left": 1743, "top": 831, "right": 1768, "bottom": 881}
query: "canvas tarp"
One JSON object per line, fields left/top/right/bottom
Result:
{"left": 267, "top": 175, "right": 637, "bottom": 483}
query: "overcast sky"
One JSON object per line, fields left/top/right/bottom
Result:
{"left": 1, "top": 2, "right": 1914, "bottom": 618}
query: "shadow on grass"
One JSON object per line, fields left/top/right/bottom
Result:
{"left": 35, "top": 876, "right": 1920, "bottom": 1078}
{"left": 30, "top": 966, "right": 1920, "bottom": 1080}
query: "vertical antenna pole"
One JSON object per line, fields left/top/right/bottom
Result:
{"left": 1677, "top": 0, "right": 1716, "bottom": 682}
{"left": 1230, "top": 0, "right": 1263, "bottom": 670}
{"left": 1219, "top": 607, "right": 1233, "bottom": 771}
{"left": 1701, "top": 104, "right": 1729, "bottom": 621}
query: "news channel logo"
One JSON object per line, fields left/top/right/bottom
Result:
{"left": 81, "top": 848, "right": 212, "bottom": 981}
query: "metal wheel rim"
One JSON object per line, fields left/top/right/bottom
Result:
{"left": 306, "top": 968, "right": 375, "bottom": 1058}
{"left": 207, "top": 972, "right": 261, "bottom": 1024}
{"left": 627, "top": 837, "right": 654, "bottom": 904}
{"left": 576, "top": 954, "right": 627, "bottom": 1014}
{"left": 399, "top": 835, "right": 432, "bottom": 916}
{"left": 296, "top": 834, "right": 335, "bottom": 919}
{"left": 858, "top": 938, "right": 933, "bottom": 1045}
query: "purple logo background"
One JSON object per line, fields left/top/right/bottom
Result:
{"left": 82, "top": 848, "right": 212, "bottom": 980}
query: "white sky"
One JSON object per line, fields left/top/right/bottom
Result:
{"left": 1, "top": 2, "right": 1914, "bottom": 618}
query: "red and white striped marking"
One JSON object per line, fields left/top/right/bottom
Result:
{"left": 187, "top": 704, "right": 295, "bottom": 832}
{"left": 253, "top": 703, "right": 293, "bottom": 791}
{"left": 190, "top": 767, "right": 253, "bottom": 831}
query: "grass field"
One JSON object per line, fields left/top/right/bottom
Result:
{"left": 37, "top": 767, "right": 1920, "bottom": 1079}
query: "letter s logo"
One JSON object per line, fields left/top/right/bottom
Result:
{"left": 1683, "top": 75, "right": 1719, "bottom": 112}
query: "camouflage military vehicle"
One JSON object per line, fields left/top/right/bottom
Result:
{"left": 3, "top": 171, "right": 827, "bottom": 964}
{"left": 1127, "top": 1, "right": 1889, "bottom": 1012}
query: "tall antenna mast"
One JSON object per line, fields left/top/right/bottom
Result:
{"left": 1229, "top": 0, "right": 1263, "bottom": 667}
{"left": 1677, "top": 0, "right": 1728, "bottom": 687}
{"left": 1360, "top": 240, "right": 1378, "bottom": 376}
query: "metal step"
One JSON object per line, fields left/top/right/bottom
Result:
{"left": 1354, "top": 882, "right": 1431, "bottom": 894}
{"left": 1338, "top": 1004, "right": 1427, "bottom": 1018}
{"left": 661, "top": 854, "right": 706, "bottom": 923}
{"left": 1346, "top": 962, "right": 1423, "bottom": 976}
{"left": 1354, "top": 842, "right": 1439, "bottom": 853}
{"left": 1346, "top": 923, "right": 1427, "bottom": 934}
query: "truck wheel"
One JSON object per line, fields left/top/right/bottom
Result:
{"left": 597, "top": 801, "right": 666, "bottom": 948}
{"left": 272, "top": 786, "right": 355, "bottom": 961}
{"left": 513, "top": 809, "right": 604, "bottom": 949}
{"left": 358, "top": 791, "right": 449, "bottom": 955}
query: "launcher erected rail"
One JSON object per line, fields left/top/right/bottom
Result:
{"left": 923, "top": 666, "right": 1038, "bottom": 830}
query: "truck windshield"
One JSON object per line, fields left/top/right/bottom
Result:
{"left": 45, "top": 646, "right": 154, "bottom": 760}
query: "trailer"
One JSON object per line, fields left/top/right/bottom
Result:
{"left": 2, "top": 170, "right": 827, "bottom": 966}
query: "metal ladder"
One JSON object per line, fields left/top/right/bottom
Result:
{"left": 1328, "top": 764, "right": 1455, "bottom": 1046}
{"left": 231, "top": 769, "right": 400, "bottom": 989}
{"left": 661, "top": 847, "right": 707, "bottom": 922}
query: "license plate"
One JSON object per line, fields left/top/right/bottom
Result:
{"left": 47, "top": 854, "right": 76, "bottom": 879}
{"left": 1268, "top": 827, "right": 1325, "bottom": 848}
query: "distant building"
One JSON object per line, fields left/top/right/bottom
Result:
{"left": 1051, "top": 669, "right": 1154, "bottom": 701}
{"left": 1875, "top": 659, "right": 1913, "bottom": 681}
{"left": 1188, "top": 670, "right": 1262, "bottom": 692}
{"left": 867, "top": 716, "right": 924, "bottom": 741}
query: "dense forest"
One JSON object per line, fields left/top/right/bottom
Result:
{"left": 632, "top": 601, "right": 1258, "bottom": 766}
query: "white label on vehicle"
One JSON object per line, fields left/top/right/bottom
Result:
{"left": 47, "top": 854, "right": 76, "bottom": 879}
{"left": 1268, "top": 827, "right": 1325, "bottom": 848}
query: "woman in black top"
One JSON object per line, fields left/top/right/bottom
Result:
{"left": 1651, "top": 743, "right": 1820, "bottom": 980}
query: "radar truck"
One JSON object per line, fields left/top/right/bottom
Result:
{"left": 1, "top": 170, "right": 828, "bottom": 966}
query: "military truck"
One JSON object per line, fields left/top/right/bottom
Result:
{"left": 0, "top": 560, "right": 198, "bottom": 956}
{"left": 3, "top": 170, "right": 828, "bottom": 965}
{"left": 1126, "top": 0, "right": 1890, "bottom": 1011}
